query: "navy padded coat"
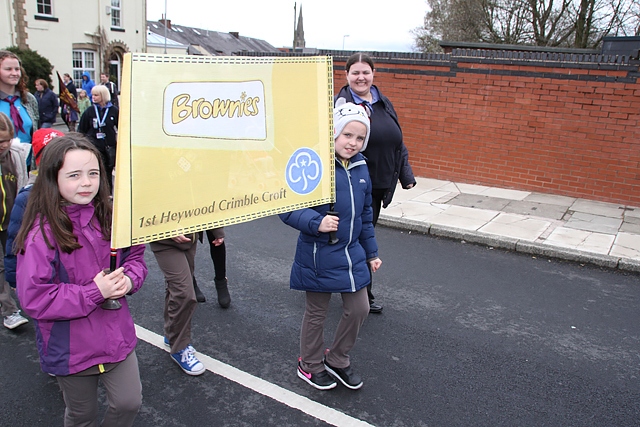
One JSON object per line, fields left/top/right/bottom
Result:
{"left": 280, "top": 154, "right": 378, "bottom": 293}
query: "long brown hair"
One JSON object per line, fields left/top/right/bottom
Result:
{"left": 14, "top": 133, "right": 112, "bottom": 254}
{"left": 35, "top": 78, "right": 49, "bottom": 90}
{"left": 0, "top": 50, "right": 29, "bottom": 104}
{"left": 0, "top": 112, "right": 15, "bottom": 139}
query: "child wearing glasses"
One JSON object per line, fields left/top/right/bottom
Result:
{"left": 279, "top": 99, "right": 382, "bottom": 390}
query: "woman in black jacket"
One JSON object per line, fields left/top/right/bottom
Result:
{"left": 335, "top": 53, "right": 416, "bottom": 313}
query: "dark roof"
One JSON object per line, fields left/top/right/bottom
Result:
{"left": 147, "top": 21, "right": 279, "bottom": 56}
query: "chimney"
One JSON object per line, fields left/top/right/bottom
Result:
{"left": 159, "top": 18, "right": 172, "bottom": 29}
{"left": 230, "top": 32, "right": 239, "bottom": 39}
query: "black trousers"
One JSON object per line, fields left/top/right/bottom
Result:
{"left": 367, "top": 188, "right": 386, "bottom": 303}
{"left": 205, "top": 230, "right": 226, "bottom": 280}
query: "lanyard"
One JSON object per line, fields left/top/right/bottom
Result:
{"left": 93, "top": 104, "right": 110, "bottom": 129}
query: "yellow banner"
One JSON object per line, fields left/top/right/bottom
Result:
{"left": 112, "top": 53, "right": 335, "bottom": 248}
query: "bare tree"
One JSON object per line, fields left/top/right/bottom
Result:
{"left": 480, "top": 0, "right": 532, "bottom": 44}
{"left": 412, "top": 0, "right": 485, "bottom": 51}
{"left": 573, "top": 0, "right": 637, "bottom": 47}
{"left": 528, "top": 0, "right": 575, "bottom": 46}
{"left": 633, "top": 0, "right": 640, "bottom": 35}
{"left": 413, "top": 0, "right": 640, "bottom": 51}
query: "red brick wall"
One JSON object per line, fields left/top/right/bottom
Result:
{"left": 332, "top": 55, "right": 640, "bottom": 206}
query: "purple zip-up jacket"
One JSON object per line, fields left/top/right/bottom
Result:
{"left": 17, "top": 202, "right": 147, "bottom": 376}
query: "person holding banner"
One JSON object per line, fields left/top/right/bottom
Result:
{"left": 59, "top": 73, "right": 79, "bottom": 132}
{"left": 62, "top": 73, "right": 78, "bottom": 100}
{"left": 279, "top": 100, "right": 381, "bottom": 390}
{"left": 150, "top": 233, "right": 206, "bottom": 376}
{"left": 78, "top": 85, "right": 119, "bottom": 188}
{"left": 335, "top": 52, "right": 416, "bottom": 314}
{"left": 14, "top": 134, "right": 147, "bottom": 426}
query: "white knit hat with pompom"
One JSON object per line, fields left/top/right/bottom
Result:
{"left": 333, "top": 97, "right": 370, "bottom": 151}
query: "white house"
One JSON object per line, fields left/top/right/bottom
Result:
{"left": 1, "top": 0, "right": 146, "bottom": 90}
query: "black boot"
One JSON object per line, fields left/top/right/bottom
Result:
{"left": 193, "top": 276, "right": 206, "bottom": 303}
{"left": 215, "top": 277, "right": 231, "bottom": 308}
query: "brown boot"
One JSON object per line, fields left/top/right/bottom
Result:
{"left": 215, "top": 277, "right": 230, "bottom": 308}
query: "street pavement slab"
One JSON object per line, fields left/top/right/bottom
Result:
{"left": 379, "top": 177, "right": 640, "bottom": 271}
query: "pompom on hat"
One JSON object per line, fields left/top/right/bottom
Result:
{"left": 333, "top": 97, "right": 371, "bottom": 151}
{"left": 32, "top": 128, "right": 64, "bottom": 166}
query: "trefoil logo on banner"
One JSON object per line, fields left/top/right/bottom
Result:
{"left": 286, "top": 148, "right": 323, "bottom": 195}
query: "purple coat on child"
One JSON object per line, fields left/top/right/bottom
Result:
{"left": 17, "top": 202, "right": 147, "bottom": 375}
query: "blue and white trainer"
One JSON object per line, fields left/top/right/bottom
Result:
{"left": 171, "top": 345, "right": 205, "bottom": 376}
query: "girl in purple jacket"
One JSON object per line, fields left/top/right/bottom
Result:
{"left": 14, "top": 134, "right": 147, "bottom": 427}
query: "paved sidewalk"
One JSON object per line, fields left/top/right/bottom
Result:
{"left": 379, "top": 177, "right": 640, "bottom": 273}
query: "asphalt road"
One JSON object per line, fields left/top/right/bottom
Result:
{"left": 1, "top": 215, "right": 639, "bottom": 426}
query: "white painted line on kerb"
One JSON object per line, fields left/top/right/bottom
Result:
{"left": 135, "top": 325, "right": 375, "bottom": 427}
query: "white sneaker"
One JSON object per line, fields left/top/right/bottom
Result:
{"left": 4, "top": 310, "right": 28, "bottom": 329}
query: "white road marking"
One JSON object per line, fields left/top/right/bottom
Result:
{"left": 135, "top": 324, "right": 375, "bottom": 427}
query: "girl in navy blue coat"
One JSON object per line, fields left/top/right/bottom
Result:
{"left": 280, "top": 99, "right": 381, "bottom": 390}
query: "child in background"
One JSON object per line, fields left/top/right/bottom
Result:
{"left": 279, "top": 99, "right": 381, "bottom": 390}
{"left": 0, "top": 112, "right": 29, "bottom": 329}
{"left": 5, "top": 128, "right": 65, "bottom": 289}
{"left": 77, "top": 89, "right": 91, "bottom": 115}
{"left": 14, "top": 134, "right": 147, "bottom": 426}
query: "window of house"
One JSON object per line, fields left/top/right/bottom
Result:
{"left": 36, "top": 0, "right": 52, "bottom": 16}
{"left": 111, "top": 0, "right": 122, "bottom": 28}
{"left": 72, "top": 50, "right": 96, "bottom": 89}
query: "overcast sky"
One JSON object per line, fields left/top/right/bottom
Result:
{"left": 146, "top": 0, "right": 429, "bottom": 52}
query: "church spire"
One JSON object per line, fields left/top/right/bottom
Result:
{"left": 293, "top": 3, "right": 305, "bottom": 50}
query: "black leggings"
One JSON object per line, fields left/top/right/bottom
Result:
{"left": 370, "top": 188, "right": 385, "bottom": 227}
{"left": 206, "top": 230, "right": 226, "bottom": 280}
{"left": 368, "top": 188, "right": 387, "bottom": 302}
